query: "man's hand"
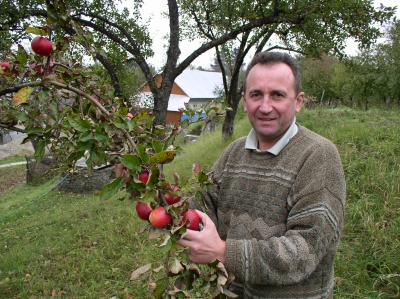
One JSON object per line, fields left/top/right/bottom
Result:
{"left": 176, "top": 210, "right": 226, "bottom": 264}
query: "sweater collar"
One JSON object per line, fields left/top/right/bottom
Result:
{"left": 245, "top": 118, "right": 298, "bottom": 155}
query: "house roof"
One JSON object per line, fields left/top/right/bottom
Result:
{"left": 175, "top": 69, "right": 223, "bottom": 99}
{"left": 137, "top": 92, "right": 190, "bottom": 112}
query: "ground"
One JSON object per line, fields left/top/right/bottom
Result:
{"left": 0, "top": 136, "right": 34, "bottom": 160}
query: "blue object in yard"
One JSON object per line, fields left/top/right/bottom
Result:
{"left": 180, "top": 112, "right": 206, "bottom": 123}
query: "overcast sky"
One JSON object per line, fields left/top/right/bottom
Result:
{"left": 137, "top": 0, "right": 399, "bottom": 69}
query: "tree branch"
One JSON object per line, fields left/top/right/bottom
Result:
{"left": 47, "top": 80, "right": 137, "bottom": 151}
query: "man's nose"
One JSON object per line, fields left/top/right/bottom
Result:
{"left": 259, "top": 96, "right": 273, "bottom": 113}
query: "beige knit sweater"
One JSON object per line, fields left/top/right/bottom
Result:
{"left": 192, "top": 125, "right": 346, "bottom": 299}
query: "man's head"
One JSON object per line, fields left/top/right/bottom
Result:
{"left": 242, "top": 51, "right": 304, "bottom": 151}
{"left": 243, "top": 51, "right": 302, "bottom": 95}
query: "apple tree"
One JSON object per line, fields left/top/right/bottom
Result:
{"left": 1, "top": 0, "right": 319, "bottom": 129}
{"left": 1, "top": 2, "right": 240, "bottom": 297}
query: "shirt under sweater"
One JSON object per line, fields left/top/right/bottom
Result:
{"left": 191, "top": 124, "right": 346, "bottom": 299}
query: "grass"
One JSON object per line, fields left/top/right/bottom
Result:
{"left": 0, "top": 155, "right": 26, "bottom": 165}
{"left": 1, "top": 107, "right": 399, "bottom": 298}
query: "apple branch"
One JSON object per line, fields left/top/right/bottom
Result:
{"left": 47, "top": 80, "right": 137, "bottom": 151}
{"left": 0, "top": 81, "right": 41, "bottom": 96}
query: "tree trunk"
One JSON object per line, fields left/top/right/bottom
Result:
{"left": 221, "top": 92, "right": 242, "bottom": 141}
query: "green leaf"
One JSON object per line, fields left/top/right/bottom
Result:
{"left": 67, "top": 116, "right": 92, "bottom": 132}
{"left": 149, "top": 150, "right": 177, "bottom": 164}
{"left": 79, "top": 131, "right": 93, "bottom": 142}
{"left": 157, "top": 234, "right": 172, "bottom": 253}
{"left": 34, "top": 140, "right": 46, "bottom": 163}
{"left": 136, "top": 144, "right": 149, "bottom": 163}
{"left": 76, "top": 140, "right": 94, "bottom": 152}
{"left": 25, "top": 27, "right": 47, "bottom": 35}
{"left": 16, "top": 44, "right": 28, "bottom": 65}
{"left": 153, "top": 276, "right": 167, "bottom": 299}
{"left": 26, "top": 127, "right": 44, "bottom": 135}
{"left": 152, "top": 139, "right": 163, "bottom": 153}
{"left": 100, "top": 177, "right": 125, "bottom": 201}
{"left": 197, "top": 171, "right": 209, "bottom": 184}
{"left": 120, "top": 154, "right": 142, "bottom": 172}
{"left": 94, "top": 131, "right": 109, "bottom": 142}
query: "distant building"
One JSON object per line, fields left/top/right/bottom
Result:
{"left": 134, "top": 69, "right": 223, "bottom": 125}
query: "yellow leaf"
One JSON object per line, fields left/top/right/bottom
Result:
{"left": 13, "top": 86, "right": 35, "bottom": 104}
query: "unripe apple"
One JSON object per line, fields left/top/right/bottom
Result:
{"left": 182, "top": 209, "right": 200, "bottom": 230}
{"left": 149, "top": 207, "right": 171, "bottom": 228}
{"left": 138, "top": 169, "right": 149, "bottom": 184}
{"left": 31, "top": 36, "right": 53, "bottom": 56}
{"left": 135, "top": 201, "right": 152, "bottom": 221}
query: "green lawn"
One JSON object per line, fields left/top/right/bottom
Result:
{"left": 0, "top": 107, "right": 399, "bottom": 298}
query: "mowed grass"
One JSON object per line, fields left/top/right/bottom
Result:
{"left": 1, "top": 107, "right": 399, "bottom": 298}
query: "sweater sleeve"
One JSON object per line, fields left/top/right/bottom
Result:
{"left": 225, "top": 142, "right": 346, "bottom": 285}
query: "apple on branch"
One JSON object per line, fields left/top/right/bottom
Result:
{"left": 1, "top": 61, "right": 10, "bottom": 77}
{"left": 31, "top": 36, "right": 54, "bottom": 56}
{"left": 149, "top": 207, "right": 171, "bottom": 229}
{"left": 164, "top": 184, "right": 182, "bottom": 205}
{"left": 138, "top": 169, "right": 149, "bottom": 184}
{"left": 135, "top": 201, "right": 152, "bottom": 221}
{"left": 182, "top": 209, "right": 201, "bottom": 230}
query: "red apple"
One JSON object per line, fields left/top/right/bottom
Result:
{"left": 30, "top": 63, "right": 45, "bottom": 75}
{"left": 135, "top": 201, "right": 152, "bottom": 221}
{"left": 0, "top": 61, "right": 10, "bottom": 71}
{"left": 31, "top": 36, "right": 53, "bottom": 56}
{"left": 126, "top": 112, "right": 134, "bottom": 118}
{"left": 1, "top": 62, "right": 10, "bottom": 77}
{"left": 164, "top": 184, "right": 182, "bottom": 205}
{"left": 149, "top": 207, "right": 171, "bottom": 228}
{"left": 164, "top": 192, "right": 181, "bottom": 205}
{"left": 182, "top": 209, "right": 200, "bottom": 230}
{"left": 138, "top": 169, "right": 149, "bottom": 184}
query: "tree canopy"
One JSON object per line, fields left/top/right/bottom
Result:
{"left": 178, "top": 0, "right": 396, "bottom": 139}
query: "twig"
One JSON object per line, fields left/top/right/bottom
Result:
{"left": 47, "top": 80, "right": 137, "bottom": 151}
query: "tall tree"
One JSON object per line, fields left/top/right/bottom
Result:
{"left": 179, "top": 0, "right": 395, "bottom": 139}
{"left": 2, "top": 0, "right": 329, "bottom": 128}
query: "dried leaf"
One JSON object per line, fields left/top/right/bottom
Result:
{"left": 170, "top": 257, "right": 184, "bottom": 275}
{"left": 12, "top": 86, "right": 34, "bottom": 104}
{"left": 130, "top": 263, "right": 152, "bottom": 280}
{"left": 192, "top": 163, "right": 201, "bottom": 175}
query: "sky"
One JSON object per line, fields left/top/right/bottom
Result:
{"left": 136, "top": 0, "right": 399, "bottom": 69}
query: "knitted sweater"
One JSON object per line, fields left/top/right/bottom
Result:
{"left": 192, "top": 125, "right": 346, "bottom": 299}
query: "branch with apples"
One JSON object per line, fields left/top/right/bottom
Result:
{"left": 0, "top": 7, "right": 235, "bottom": 299}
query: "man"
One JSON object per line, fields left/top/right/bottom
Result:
{"left": 177, "top": 51, "right": 346, "bottom": 299}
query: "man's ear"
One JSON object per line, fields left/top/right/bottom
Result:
{"left": 295, "top": 92, "right": 304, "bottom": 113}
{"left": 242, "top": 93, "right": 247, "bottom": 112}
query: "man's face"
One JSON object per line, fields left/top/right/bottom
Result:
{"left": 242, "top": 63, "right": 304, "bottom": 151}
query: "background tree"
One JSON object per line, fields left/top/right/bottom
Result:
{"left": 381, "top": 20, "right": 400, "bottom": 106}
{"left": 179, "top": 0, "right": 395, "bottom": 139}
{"left": 300, "top": 54, "right": 337, "bottom": 106}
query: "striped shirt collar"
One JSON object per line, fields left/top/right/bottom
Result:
{"left": 245, "top": 118, "right": 298, "bottom": 155}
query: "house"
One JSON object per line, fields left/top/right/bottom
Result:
{"left": 134, "top": 69, "right": 224, "bottom": 125}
